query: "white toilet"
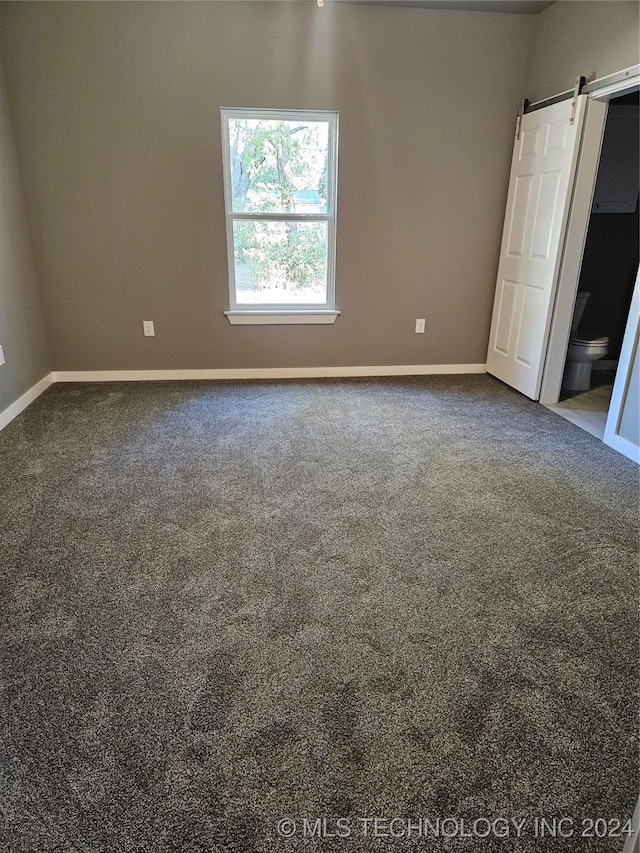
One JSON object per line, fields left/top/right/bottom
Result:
{"left": 562, "top": 291, "right": 609, "bottom": 392}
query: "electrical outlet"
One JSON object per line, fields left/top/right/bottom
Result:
{"left": 143, "top": 321, "right": 155, "bottom": 337}
{"left": 415, "top": 318, "right": 425, "bottom": 334}
{"left": 0, "top": 345, "right": 4, "bottom": 366}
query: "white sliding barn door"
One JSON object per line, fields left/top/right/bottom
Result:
{"left": 486, "top": 96, "right": 587, "bottom": 399}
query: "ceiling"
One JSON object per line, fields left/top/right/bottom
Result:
{"left": 321, "top": 0, "right": 555, "bottom": 13}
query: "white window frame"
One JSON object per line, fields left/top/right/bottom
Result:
{"left": 221, "top": 107, "right": 339, "bottom": 325}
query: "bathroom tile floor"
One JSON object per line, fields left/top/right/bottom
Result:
{"left": 546, "top": 369, "right": 615, "bottom": 440}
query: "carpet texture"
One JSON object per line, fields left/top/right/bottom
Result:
{"left": 1, "top": 375, "right": 638, "bottom": 853}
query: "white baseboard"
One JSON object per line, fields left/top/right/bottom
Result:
{"left": 53, "top": 364, "right": 487, "bottom": 382}
{"left": 0, "top": 372, "right": 54, "bottom": 432}
{"left": 0, "top": 365, "right": 486, "bottom": 431}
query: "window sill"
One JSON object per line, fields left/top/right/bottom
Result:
{"left": 225, "top": 310, "right": 340, "bottom": 325}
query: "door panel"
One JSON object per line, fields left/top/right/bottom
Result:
{"left": 486, "top": 96, "right": 587, "bottom": 399}
{"left": 531, "top": 171, "right": 562, "bottom": 259}
{"left": 516, "top": 285, "right": 543, "bottom": 365}
{"left": 494, "top": 280, "right": 517, "bottom": 354}
{"left": 520, "top": 126, "right": 540, "bottom": 158}
{"left": 507, "top": 176, "right": 533, "bottom": 255}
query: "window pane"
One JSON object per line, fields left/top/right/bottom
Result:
{"left": 228, "top": 118, "right": 329, "bottom": 214}
{"left": 233, "top": 220, "right": 328, "bottom": 305}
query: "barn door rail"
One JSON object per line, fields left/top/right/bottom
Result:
{"left": 516, "top": 76, "right": 586, "bottom": 139}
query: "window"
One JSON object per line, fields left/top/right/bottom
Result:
{"left": 221, "top": 108, "right": 339, "bottom": 324}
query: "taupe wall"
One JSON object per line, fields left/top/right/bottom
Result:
{"left": 0, "top": 51, "right": 50, "bottom": 411}
{"left": 526, "top": 1, "right": 640, "bottom": 101}
{"left": 0, "top": 1, "right": 533, "bottom": 371}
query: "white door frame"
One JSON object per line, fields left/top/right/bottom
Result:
{"left": 538, "top": 64, "right": 640, "bottom": 406}
{"left": 603, "top": 264, "right": 640, "bottom": 462}
{"left": 622, "top": 793, "right": 640, "bottom": 853}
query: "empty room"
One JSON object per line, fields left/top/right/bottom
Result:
{"left": 1, "top": 1, "right": 639, "bottom": 851}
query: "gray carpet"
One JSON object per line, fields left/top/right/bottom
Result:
{"left": 1, "top": 375, "right": 638, "bottom": 853}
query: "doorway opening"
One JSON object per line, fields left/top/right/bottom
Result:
{"left": 546, "top": 91, "right": 639, "bottom": 440}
